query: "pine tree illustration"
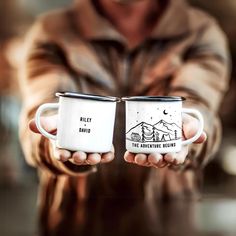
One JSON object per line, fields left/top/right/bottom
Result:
{"left": 141, "top": 124, "right": 145, "bottom": 142}
{"left": 174, "top": 130, "right": 177, "bottom": 140}
{"left": 152, "top": 126, "right": 155, "bottom": 141}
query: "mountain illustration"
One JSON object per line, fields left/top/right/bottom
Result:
{"left": 154, "top": 120, "right": 181, "bottom": 135}
{"left": 126, "top": 120, "right": 181, "bottom": 143}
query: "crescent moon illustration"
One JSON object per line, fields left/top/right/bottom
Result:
{"left": 163, "top": 110, "right": 168, "bottom": 115}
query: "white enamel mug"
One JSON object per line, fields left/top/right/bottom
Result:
{"left": 122, "top": 96, "right": 204, "bottom": 154}
{"left": 35, "top": 92, "right": 119, "bottom": 153}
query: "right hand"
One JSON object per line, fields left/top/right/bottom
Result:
{"left": 29, "top": 115, "right": 115, "bottom": 165}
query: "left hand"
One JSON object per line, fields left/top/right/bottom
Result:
{"left": 29, "top": 115, "right": 115, "bottom": 165}
{"left": 124, "top": 113, "right": 207, "bottom": 168}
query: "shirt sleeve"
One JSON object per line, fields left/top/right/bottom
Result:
{"left": 19, "top": 18, "right": 96, "bottom": 176}
{"left": 168, "top": 20, "right": 231, "bottom": 169}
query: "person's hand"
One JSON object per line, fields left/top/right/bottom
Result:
{"left": 29, "top": 115, "right": 115, "bottom": 165}
{"left": 124, "top": 113, "right": 207, "bottom": 168}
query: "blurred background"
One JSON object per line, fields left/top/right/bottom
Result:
{"left": 1, "top": 0, "right": 236, "bottom": 235}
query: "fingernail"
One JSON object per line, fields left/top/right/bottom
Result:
{"left": 62, "top": 155, "right": 70, "bottom": 162}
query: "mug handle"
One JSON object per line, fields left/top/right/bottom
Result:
{"left": 181, "top": 108, "right": 204, "bottom": 146}
{"left": 35, "top": 103, "right": 59, "bottom": 140}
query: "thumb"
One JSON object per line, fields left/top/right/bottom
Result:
{"left": 182, "top": 114, "right": 207, "bottom": 144}
{"left": 29, "top": 115, "right": 58, "bottom": 134}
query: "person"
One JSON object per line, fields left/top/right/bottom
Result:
{"left": 19, "top": 0, "right": 230, "bottom": 234}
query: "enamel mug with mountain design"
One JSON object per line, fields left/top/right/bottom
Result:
{"left": 122, "top": 96, "right": 204, "bottom": 154}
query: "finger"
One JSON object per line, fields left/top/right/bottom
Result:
{"left": 182, "top": 114, "right": 199, "bottom": 139}
{"left": 164, "top": 152, "right": 176, "bottom": 164}
{"left": 164, "top": 146, "right": 188, "bottom": 165}
{"left": 72, "top": 151, "right": 87, "bottom": 164}
{"left": 29, "top": 115, "right": 58, "bottom": 133}
{"left": 174, "top": 146, "right": 189, "bottom": 165}
{"left": 148, "top": 153, "right": 163, "bottom": 165}
{"left": 124, "top": 151, "right": 135, "bottom": 163}
{"left": 87, "top": 153, "right": 101, "bottom": 165}
{"left": 148, "top": 153, "right": 166, "bottom": 168}
{"left": 140, "top": 162, "right": 153, "bottom": 167}
{"left": 148, "top": 153, "right": 167, "bottom": 168}
{"left": 53, "top": 148, "right": 71, "bottom": 162}
{"left": 134, "top": 153, "right": 148, "bottom": 166}
{"left": 182, "top": 113, "right": 201, "bottom": 139}
{"left": 156, "top": 160, "right": 169, "bottom": 168}
{"left": 182, "top": 114, "right": 207, "bottom": 144}
{"left": 101, "top": 152, "right": 115, "bottom": 163}
{"left": 101, "top": 145, "right": 115, "bottom": 163}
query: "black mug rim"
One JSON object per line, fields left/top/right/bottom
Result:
{"left": 56, "top": 92, "right": 120, "bottom": 102}
{"left": 121, "top": 96, "right": 185, "bottom": 102}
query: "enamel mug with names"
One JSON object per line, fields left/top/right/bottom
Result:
{"left": 35, "top": 92, "right": 119, "bottom": 153}
{"left": 122, "top": 96, "right": 204, "bottom": 154}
